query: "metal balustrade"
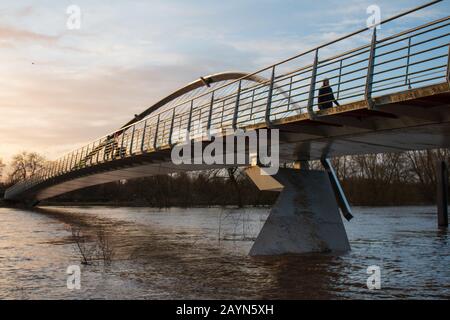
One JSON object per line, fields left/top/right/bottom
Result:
{"left": 5, "top": 8, "right": 450, "bottom": 199}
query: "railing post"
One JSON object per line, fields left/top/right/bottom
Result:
{"left": 108, "top": 135, "right": 115, "bottom": 159}
{"left": 250, "top": 88, "right": 255, "bottom": 120}
{"left": 129, "top": 125, "right": 136, "bottom": 156}
{"left": 220, "top": 100, "right": 225, "bottom": 126}
{"left": 336, "top": 60, "right": 343, "bottom": 100}
{"left": 68, "top": 151, "right": 73, "bottom": 171}
{"left": 265, "top": 66, "right": 276, "bottom": 126}
{"left": 169, "top": 109, "right": 176, "bottom": 145}
{"left": 61, "top": 156, "right": 66, "bottom": 173}
{"left": 232, "top": 80, "right": 242, "bottom": 130}
{"left": 102, "top": 140, "right": 108, "bottom": 162}
{"left": 74, "top": 150, "right": 79, "bottom": 169}
{"left": 66, "top": 154, "right": 74, "bottom": 171}
{"left": 64, "top": 154, "right": 70, "bottom": 172}
{"left": 153, "top": 114, "right": 160, "bottom": 150}
{"left": 307, "top": 49, "right": 319, "bottom": 119}
{"left": 68, "top": 152, "right": 75, "bottom": 171}
{"left": 96, "top": 140, "right": 101, "bottom": 163}
{"left": 69, "top": 153, "right": 73, "bottom": 171}
{"left": 68, "top": 154, "right": 72, "bottom": 171}
{"left": 43, "top": 165, "right": 48, "bottom": 179}
{"left": 73, "top": 151, "right": 79, "bottom": 170}
{"left": 70, "top": 153, "right": 75, "bottom": 170}
{"left": 119, "top": 132, "right": 126, "bottom": 159}
{"left": 287, "top": 76, "right": 293, "bottom": 111}
{"left": 83, "top": 144, "right": 90, "bottom": 168}
{"left": 49, "top": 163, "right": 54, "bottom": 177}
{"left": 186, "top": 100, "right": 194, "bottom": 141}
{"left": 75, "top": 149, "right": 81, "bottom": 168}
{"left": 57, "top": 159, "right": 62, "bottom": 175}
{"left": 365, "top": 27, "right": 377, "bottom": 109}
{"left": 83, "top": 145, "right": 89, "bottom": 167}
{"left": 57, "top": 158, "right": 62, "bottom": 174}
{"left": 405, "top": 37, "right": 412, "bottom": 88}
{"left": 207, "top": 92, "right": 214, "bottom": 137}
{"left": 90, "top": 142, "right": 95, "bottom": 166}
{"left": 141, "top": 119, "right": 147, "bottom": 153}
{"left": 77, "top": 150, "right": 82, "bottom": 168}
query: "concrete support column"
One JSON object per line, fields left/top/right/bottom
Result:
{"left": 245, "top": 166, "right": 350, "bottom": 256}
{"left": 437, "top": 160, "right": 448, "bottom": 227}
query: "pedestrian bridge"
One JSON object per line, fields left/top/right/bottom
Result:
{"left": 5, "top": 13, "right": 450, "bottom": 206}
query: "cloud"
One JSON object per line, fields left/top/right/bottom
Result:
{"left": 0, "top": 24, "right": 59, "bottom": 45}
{"left": 15, "top": 5, "right": 35, "bottom": 17}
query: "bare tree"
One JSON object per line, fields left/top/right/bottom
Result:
{"left": 71, "top": 227, "right": 95, "bottom": 265}
{"left": 406, "top": 149, "right": 450, "bottom": 201}
{"left": 71, "top": 227, "right": 115, "bottom": 266}
{"left": 96, "top": 229, "right": 115, "bottom": 265}
{"left": 331, "top": 156, "right": 352, "bottom": 180}
{"left": 227, "top": 167, "right": 243, "bottom": 208}
{"left": 8, "top": 152, "right": 47, "bottom": 184}
{"left": 0, "top": 158, "right": 5, "bottom": 181}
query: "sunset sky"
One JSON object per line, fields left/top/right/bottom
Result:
{"left": 0, "top": 0, "right": 447, "bottom": 167}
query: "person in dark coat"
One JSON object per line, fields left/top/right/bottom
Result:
{"left": 318, "top": 78, "right": 340, "bottom": 110}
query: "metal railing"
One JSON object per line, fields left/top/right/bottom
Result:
{"left": 5, "top": 7, "right": 450, "bottom": 199}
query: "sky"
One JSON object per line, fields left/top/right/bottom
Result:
{"left": 0, "top": 0, "right": 447, "bottom": 168}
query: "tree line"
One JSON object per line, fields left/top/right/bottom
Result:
{"left": 0, "top": 149, "right": 448, "bottom": 206}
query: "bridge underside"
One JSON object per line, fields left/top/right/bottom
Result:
{"left": 10, "top": 83, "right": 449, "bottom": 204}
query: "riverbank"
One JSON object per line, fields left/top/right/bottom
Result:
{"left": 0, "top": 198, "right": 437, "bottom": 209}
{"left": 41, "top": 201, "right": 268, "bottom": 208}
{"left": 36, "top": 200, "right": 440, "bottom": 208}
{"left": 0, "top": 199, "right": 27, "bottom": 208}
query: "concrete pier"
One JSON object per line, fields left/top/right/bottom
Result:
{"left": 245, "top": 167, "right": 350, "bottom": 256}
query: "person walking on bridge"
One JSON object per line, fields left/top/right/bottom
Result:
{"left": 318, "top": 78, "right": 340, "bottom": 110}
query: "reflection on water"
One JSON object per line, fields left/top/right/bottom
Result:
{"left": 0, "top": 205, "right": 448, "bottom": 299}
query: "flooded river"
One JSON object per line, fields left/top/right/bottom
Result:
{"left": 0, "top": 205, "right": 448, "bottom": 299}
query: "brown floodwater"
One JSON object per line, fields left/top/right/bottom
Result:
{"left": 0, "top": 205, "right": 448, "bottom": 299}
